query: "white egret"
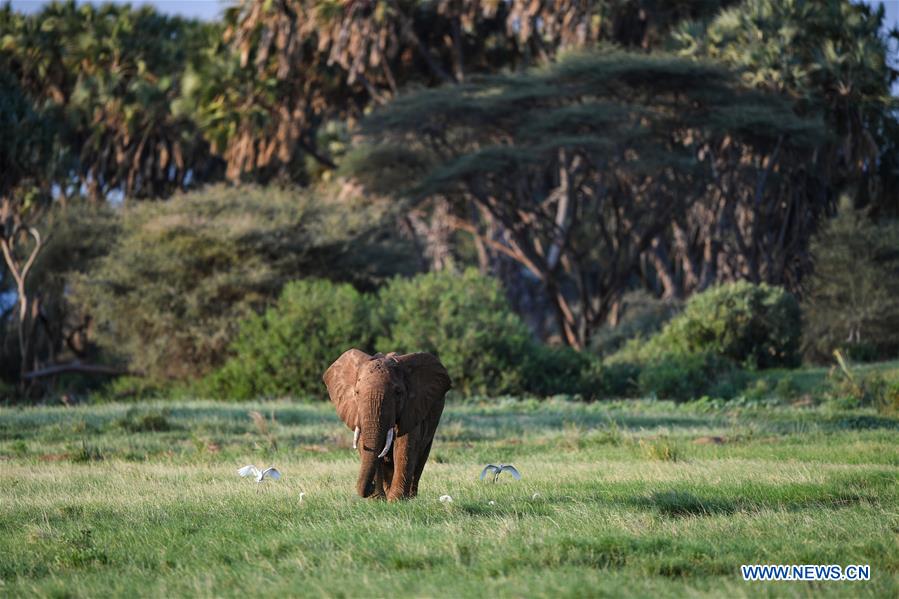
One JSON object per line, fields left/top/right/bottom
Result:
{"left": 237, "top": 465, "right": 281, "bottom": 483}
{"left": 479, "top": 464, "right": 521, "bottom": 483}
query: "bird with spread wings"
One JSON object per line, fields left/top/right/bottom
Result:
{"left": 480, "top": 464, "right": 521, "bottom": 483}
{"left": 237, "top": 465, "right": 281, "bottom": 483}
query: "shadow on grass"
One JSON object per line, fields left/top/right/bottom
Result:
{"left": 630, "top": 484, "right": 883, "bottom": 518}
{"left": 825, "top": 414, "right": 899, "bottom": 431}
{"left": 439, "top": 413, "right": 720, "bottom": 442}
{"left": 635, "top": 490, "right": 739, "bottom": 517}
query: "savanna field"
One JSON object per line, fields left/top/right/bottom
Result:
{"left": 2, "top": 398, "right": 897, "bottom": 598}
{"left": 4, "top": 1, "right": 899, "bottom": 598}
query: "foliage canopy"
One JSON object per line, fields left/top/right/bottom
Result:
{"left": 803, "top": 209, "right": 899, "bottom": 362}
{"left": 74, "top": 185, "right": 415, "bottom": 381}
{"left": 349, "top": 50, "right": 823, "bottom": 349}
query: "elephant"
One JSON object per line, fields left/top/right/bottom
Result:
{"left": 323, "top": 349, "right": 451, "bottom": 501}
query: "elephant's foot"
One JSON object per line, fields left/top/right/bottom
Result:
{"left": 386, "top": 489, "right": 413, "bottom": 502}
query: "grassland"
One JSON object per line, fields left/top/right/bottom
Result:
{"left": 1, "top": 398, "right": 897, "bottom": 598}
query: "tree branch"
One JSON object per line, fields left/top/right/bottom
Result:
{"left": 23, "top": 361, "right": 132, "bottom": 380}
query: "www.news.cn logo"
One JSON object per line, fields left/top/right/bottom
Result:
{"left": 741, "top": 564, "right": 870, "bottom": 582}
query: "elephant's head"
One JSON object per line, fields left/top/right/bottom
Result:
{"left": 323, "top": 349, "right": 451, "bottom": 498}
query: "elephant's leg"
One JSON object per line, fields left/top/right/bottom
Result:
{"left": 386, "top": 428, "right": 418, "bottom": 502}
{"left": 410, "top": 428, "right": 436, "bottom": 497}
{"left": 411, "top": 404, "right": 445, "bottom": 496}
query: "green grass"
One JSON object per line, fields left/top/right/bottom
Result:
{"left": 1, "top": 399, "right": 897, "bottom": 597}
{"left": 742, "top": 359, "right": 899, "bottom": 399}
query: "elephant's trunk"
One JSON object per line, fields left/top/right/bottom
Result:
{"left": 356, "top": 393, "right": 392, "bottom": 498}
{"left": 356, "top": 447, "right": 382, "bottom": 498}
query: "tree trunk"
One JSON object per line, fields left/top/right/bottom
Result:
{"left": 648, "top": 238, "right": 681, "bottom": 299}
{"left": 0, "top": 225, "right": 43, "bottom": 388}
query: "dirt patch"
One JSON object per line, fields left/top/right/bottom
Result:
{"left": 792, "top": 396, "right": 816, "bottom": 408}
{"left": 39, "top": 452, "right": 71, "bottom": 462}
{"left": 693, "top": 436, "right": 726, "bottom": 445}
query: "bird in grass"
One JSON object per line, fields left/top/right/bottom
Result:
{"left": 480, "top": 464, "right": 521, "bottom": 483}
{"left": 237, "top": 465, "right": 282, "bottom": 483}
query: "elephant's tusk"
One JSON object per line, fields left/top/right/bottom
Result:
{"left": 378, "top": 427, "right": 394, "bottom": 458}
{"left": 353, "top": 426, "right": 360, "bottom": 449}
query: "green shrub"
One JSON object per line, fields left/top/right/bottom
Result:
{"left": 636, "top": 352, "right": 735, "bottom": 402}
{"left": 743, "top": 378, "right": 773, "bottom": 401}
{"left": 774, "top": 375, "right": 801, "bottom": 401}
{"left": 197, "top": 269, "right": 602, "bottom": 400}
{"left": 825, "top": 351, "right": 899, "bottom": 414}
{"left": 521, "top": 344, "right": 602, "bottom": 398}
{"left": 375, "top": 269, "right": 533, "bottom": 395}
{"left": 663, "top": 282, "right": 799, "bottom": 368}
{"left": 94, "top": 376, "right": 172, "bottom": 402}
{"left": 707, "top": 368, "right": 752, "bottom": 400}
{"left": 199, "top": 279, "right": 373, "bottom": 400}
{"left": 596, "top": 362, "right": 642, "bottom": 398}
{"left": 600, "top": 282, "right": 799, "bottom": 400}
{"left": 803, "top": 209, "right": 899, "bottom": 363}
{"left": 825, "top": 369, "right": 885, "bottom": 411}
{"left": 612, "top": 281, "right": 801, "bottom": 370}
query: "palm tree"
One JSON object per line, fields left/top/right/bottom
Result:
{"left": 2, "top": 1, "right": 217, "bottom": 200}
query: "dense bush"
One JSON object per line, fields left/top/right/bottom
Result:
{"left": 521, "top": 344, "right": 601, "bottom": 398}
{"left": 613, "top": 282, "right": 801, "bottom": 370}
{"left": 375, "top": 269, "right": 534, "bottom": 396}
{"left": 599, "top": 282, "right": 800, "bottom": 401}
{"left": 594, "top": 362, "right": 641, "bottom": 398}
{"left": 199, "top": 280, "right": 372, "bottom": 399}
{"left": 636, "top": 352, "right": 744, "bottom": 402}
{"left": 74, "top": 184, "right": 415, "bottom": 382}
{"left": 376, "top": 269, "right": 603, "bottom": 396}
{"left": 197, "top": 269, "right": 602, "bottom": 400}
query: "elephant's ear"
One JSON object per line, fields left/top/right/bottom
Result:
{"left": 395, "top": 352, "right": 451, "bottom": 435}
{"left": 323, "top": 349, "right": 370, "bottom": 429}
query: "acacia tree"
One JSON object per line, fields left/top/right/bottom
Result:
{"left": 348, "top": 52, "right": 821, "bottom": 349}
